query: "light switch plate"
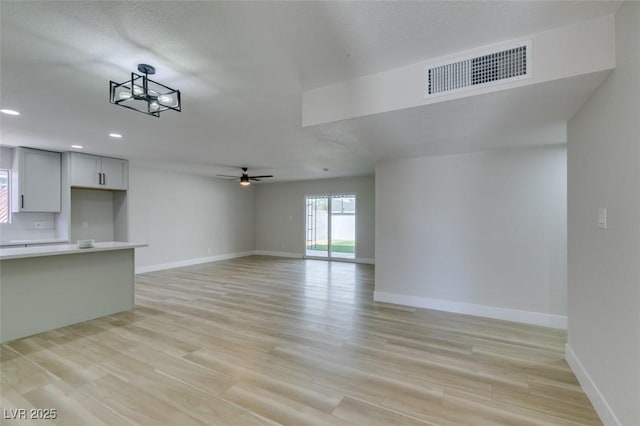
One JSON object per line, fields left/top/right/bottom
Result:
{"left": 598, "top": 207, "right": 607, "bottom": 229}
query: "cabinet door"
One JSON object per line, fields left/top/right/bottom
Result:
{"left": 100, "top": 157, "right": 128, "bottom": 190}
{"left": 70, "top": 152, "right": 101, "bottom": 188}
{"left": 12, "top": 148, "right": 61, "bottom": 212}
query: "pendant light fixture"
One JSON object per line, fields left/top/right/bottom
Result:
{"left": 109, "top": 64, "right": 181, "bottom": 117}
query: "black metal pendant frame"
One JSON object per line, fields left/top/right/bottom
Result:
{"left": 109, "top": 69, "right": 181, "bottom": 118}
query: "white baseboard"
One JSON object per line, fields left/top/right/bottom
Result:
{"left": 256, "top": 251, "right": 374, "bottom": 264}
{"left": 373, "top": 291, "right": 567, "bottom": 329}
{"left": 137, "top": 251, "right": 372, "bottom": 274}
{"left": 565, "top": 344, "right": 619, "bottom": 426}
{"left": 135, "top": 251, "right": 255, "bottom": 274}
{"left": 254, "top": 250, "right": 303, "bottom": 259}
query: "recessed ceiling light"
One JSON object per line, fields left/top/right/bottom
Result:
{"left": 0, "top": 109, "right": 20, "bottom": 116}
{"left": 71, "top": 145, "right": 83, "bottom": 149}
{"left": 109, "top": 133, "right": 123, "bottom": 138}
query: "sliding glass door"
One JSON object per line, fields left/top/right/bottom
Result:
{"left": 305, "top": 194, "right": 356, "bottom": 260}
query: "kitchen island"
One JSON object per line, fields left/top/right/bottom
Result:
{"left": 0, "top": 241, "right": 147, "bottom": 343}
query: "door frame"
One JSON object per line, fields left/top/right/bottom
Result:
{"left": 303, "top": 193, "right": 357, "bottom": 262}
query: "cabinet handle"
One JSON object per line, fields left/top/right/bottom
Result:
{"left": 21, "top": 195, "right": 24, "bottom": 209}
{"left": 103, "top": 173, "right": 106, "bottom": 186}
{"left": 98, "top": 172, "right": 102, "bottom": 185}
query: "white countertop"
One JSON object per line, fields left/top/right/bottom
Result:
{"left": 0, "top": 241, "right": 148, "bottom": 260}
{"left": 0, "top": 238, "right": 69, "bottom": 247}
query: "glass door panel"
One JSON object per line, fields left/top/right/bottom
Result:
{"left": 330, "top": 195, "right": 356, "bottom": 259}
{"left": 305, "top": 196, "right": 329, "bottom": 258}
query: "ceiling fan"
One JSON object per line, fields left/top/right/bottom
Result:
{"left": 216, "top": 167, "right": 273, "bottom": 186}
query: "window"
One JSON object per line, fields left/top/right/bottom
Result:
{"left": 0, "top": 170, "right": 9, "bottom": 223}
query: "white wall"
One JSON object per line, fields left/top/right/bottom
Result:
{"left": 70, "top": 189, "right": 114, "bottom": 242}
{"left": 0, "top": 147, "right": 12, "bottom": 169}
{"left": 375, "top": 145, "right": 567, "bottom": 328}
{"left": 254, "top": 176, "right": 375, "bottom": 262}
{"left": 566, "top": 2, "right": 640, "bottom": 425}
{"left": 128, "top": 165, "right": 256, "bottom": 272}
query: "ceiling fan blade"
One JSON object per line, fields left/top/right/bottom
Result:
{"left": 250, "top": 178, "right": 261, "bottom": 182}
{"left": 216, "top": 174, "right": 239, "bottom": 178}
{"left": 249, "top": 175, "right": 274, "bottom": 179}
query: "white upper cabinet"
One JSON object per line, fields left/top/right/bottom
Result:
{"left": 99, "top": 157, "right": 128, "bottom": 190}
{"left": 12, "top": 148, "right": 61, "bottom": 212}
{"left": 68, "top": 152, "right": 101, "bottom": 187}
{"left": 69, "top": 153, "right": 128, "bottom": 190}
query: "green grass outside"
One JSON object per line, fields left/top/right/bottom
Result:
{"left": 306, "top": 240, "right": 355, "bottom": 253}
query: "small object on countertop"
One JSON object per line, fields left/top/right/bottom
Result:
{"left": 77, "top": 239, "right": 95, "bottom": 249}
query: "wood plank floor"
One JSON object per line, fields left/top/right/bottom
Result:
{"left": 1, "top": 256, "right": 601, "bottom": 425}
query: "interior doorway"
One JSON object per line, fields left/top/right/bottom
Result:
{"left": 305, "top": 194, "right": 356, "bottom": 260}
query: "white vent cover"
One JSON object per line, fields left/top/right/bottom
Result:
{"left": 425, "top": 41, "right": 531, "bottom": 97}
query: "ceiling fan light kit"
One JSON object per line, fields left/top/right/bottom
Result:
{"left": 109, "top": 64, "right": 181, "bottom": 117}
{"left": 217, "top": 167, "right": 274, "bottom": 186}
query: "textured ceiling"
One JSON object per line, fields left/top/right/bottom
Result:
{"left": 0, "top": 1, "right": 620, "bottom": 181}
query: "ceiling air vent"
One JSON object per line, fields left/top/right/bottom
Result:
{"left": 425, "top": 41, "right": 531, "bottom": 97}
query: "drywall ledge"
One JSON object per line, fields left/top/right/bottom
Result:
{"left": 303, "top": 14, "right": 615, "bottom": 126}
{"left": 374, "top": 291, "right": 567, "bottom": 329}
{"left": 566, "top": 344, "right": 618, "bottom": 426}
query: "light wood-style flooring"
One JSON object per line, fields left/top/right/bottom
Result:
{"left": 1, "top": 256, "right": 601, "bottom": 425}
